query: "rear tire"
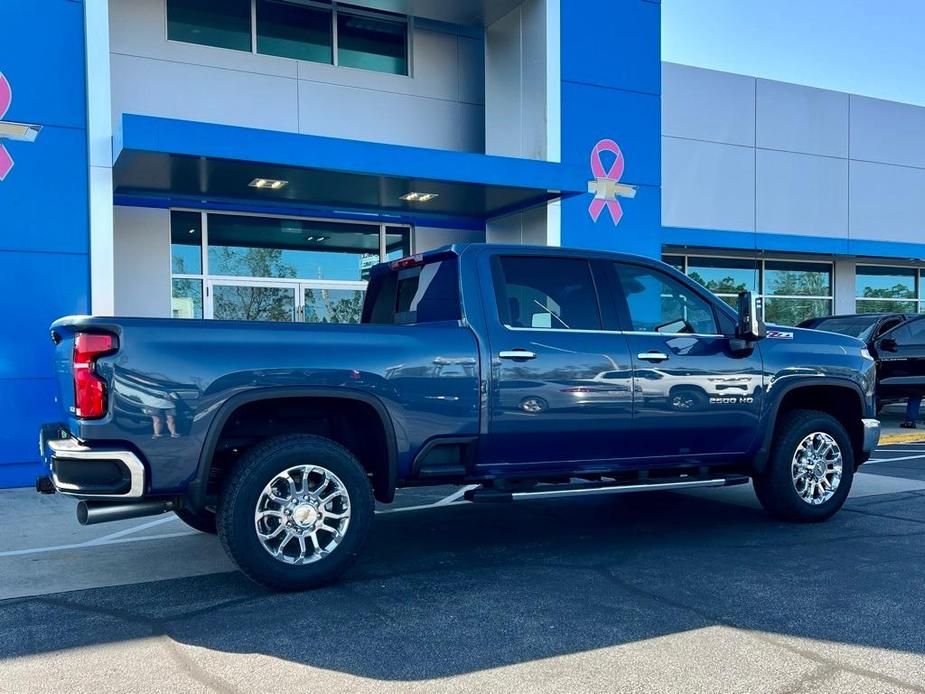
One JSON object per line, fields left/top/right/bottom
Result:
{"left": 217, "top": 434, "right": 374, "bottom": 591}
{"left": 753, "top": 409, "right": 854, "bottom": 523}
{"left": 174, "top": 507, "right": 218, "bottom": 534}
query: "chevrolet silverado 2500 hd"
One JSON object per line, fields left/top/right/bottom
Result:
{"left": 38, "top": 244, "right": 881, "bottom": 590}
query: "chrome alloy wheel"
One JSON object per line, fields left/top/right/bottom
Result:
{"left": 791, "top": 432, "right": 843, "bottom": 505}
{"left": 254, "top": 465, "right": 351, "bottom": 564}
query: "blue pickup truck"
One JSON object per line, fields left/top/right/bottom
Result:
{"left": 39, "top": 244, "right": 880, "bottom": 590}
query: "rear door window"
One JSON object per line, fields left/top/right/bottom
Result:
{"left": 492, "top": 256, "right": 602, "bottom": 331}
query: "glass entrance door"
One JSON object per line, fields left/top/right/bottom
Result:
{"left": 301, "top": 283, "right": 366, "bottom": 324}
{"left": 208, "top": 280, "right": 300, "bottom": 322}
{"left": 206, "top": 279, "right": 366, "bottom": 323}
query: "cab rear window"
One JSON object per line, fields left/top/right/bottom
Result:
{"left": 362, "top": 257, "right": 461, "bottom": 325}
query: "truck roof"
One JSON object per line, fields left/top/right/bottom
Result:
{"left": 420, "top": 243, "right": 658, "bottom": 265}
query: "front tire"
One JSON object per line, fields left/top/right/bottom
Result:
{"left": 217, "top": 434, "right": 374, "bottom": 591}
{"left": 753, "top": 409, "right": 854, "bottom": 522}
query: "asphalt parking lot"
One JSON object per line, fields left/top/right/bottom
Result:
{"left": 2, "top": 443, "right": 925, "bottom": 694}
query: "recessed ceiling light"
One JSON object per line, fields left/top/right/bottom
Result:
{"left": 249, "top": 178, "right": 288, "bottom": 190}
{"left": 316, "top": 236, "right": 327, "bottom": 242}
{"left": 305, "top": 236, "right": 316, "bottom": 241}
{"left": 400, "top": 192, "right": 439, "bottom": 202}
{"left": 188, "top": 228, "right": 196, "bottom": 234}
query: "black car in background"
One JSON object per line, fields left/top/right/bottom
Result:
{"left": 799, "top": 312, "right": 908, "bottom": 345}
{"left": 801, "top": 312, "right": 925, "bottom": 407}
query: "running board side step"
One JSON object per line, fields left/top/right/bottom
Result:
{"left": 464, "top": 475, "right": 750, "bottom": 503}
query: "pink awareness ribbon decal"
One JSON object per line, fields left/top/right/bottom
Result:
{"left": 588, "top": 139, "right": 630, "bottom": 226}
{"left": 0, "top": 72, "right": 14, "bottom": 181}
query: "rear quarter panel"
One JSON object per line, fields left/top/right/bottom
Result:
{"left": 53, "top": 317, "right": 480, "bottom": 492}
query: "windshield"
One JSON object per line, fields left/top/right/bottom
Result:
{"left": 808, "top": 316, "right": 880, "bottom": 339}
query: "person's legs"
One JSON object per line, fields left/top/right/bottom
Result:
{"left": 166, "top": 413, "right": 178, "bottom": 437}
{"left": 908, "top": 395, "right": 923, "bottom": 422}
{"left": 151, "top": 414, "right": 163, "bottom": 437}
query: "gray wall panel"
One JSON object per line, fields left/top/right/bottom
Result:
{"left": 111, "top": 53, "right": 301, "bottom": 133}
{"left": 662, "top": 136, "right": 755, "bottom": 232}
{"left": 849, "top": 160, "right": 925, "bottom": 243}
{"left": 113, "top": 206, "right": 171, "bottom": 318}
{"left": 851, "top": 95, "right": 925, "bottom": 168}
{"left": 662, "top": 63, "right": 755, "bottom": 147}
{"left": 756, "top": 149, "right": 848, "bottom": 238}
{"left": 756, "top": 79, "right": 848, "bottom": 158}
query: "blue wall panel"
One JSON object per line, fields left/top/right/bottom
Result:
{"left": 559, "top": 0, "right": 662, "bottom": 258}
{"left": 0, "top": 0, "right": 89, "bottom": 487}
{"left": 0, "top": 126, "right": 89, "bottom": 254}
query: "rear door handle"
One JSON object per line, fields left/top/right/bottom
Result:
{"left": 637, "top": 351, "right": 669, "bottom": 363}
{"left": 500, "top": 350, "right": 537, "bottom": 360}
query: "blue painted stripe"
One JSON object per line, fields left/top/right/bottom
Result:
{"left": 662, "top": 226, "right": 925, "bottom": 260}
{"left": 117, "top": 114, "right": 586, "bottom": 194}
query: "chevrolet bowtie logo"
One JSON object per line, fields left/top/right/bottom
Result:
{"left": 0, "top": 71, "right": 42, "bottom": 181}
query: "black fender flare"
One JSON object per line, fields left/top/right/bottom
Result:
{"left": 185, "top": 386, "right": 399, "bottom": 509}
{"left": 750, "top": 376, "right": 867, "bottom": 474}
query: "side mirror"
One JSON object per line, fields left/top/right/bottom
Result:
{"left": 736, "top": 291, "right": 767, "bottom": 341}
{"left": 879, "top": 337, "right": 898, "bottom": 353}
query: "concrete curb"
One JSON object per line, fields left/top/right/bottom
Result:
{"left": 879, "top": 432, "right": 925, "bottom": 445}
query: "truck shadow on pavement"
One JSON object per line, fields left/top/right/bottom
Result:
{"left": 2, "top": 488, "right": 925, "bottom": 681}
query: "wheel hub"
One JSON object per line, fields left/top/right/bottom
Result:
{"left": 291, "top": 503, "right": 318, "bottom": 528}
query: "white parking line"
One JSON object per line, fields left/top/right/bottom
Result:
{"left": 1, "top": 486, "right": 482, "bottom": 558}
{"left": 866, "top": 453, "right": 925, "bottom": 464}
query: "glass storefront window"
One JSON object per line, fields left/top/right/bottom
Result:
{"left": 662, "top": 255, "right": 685, "bottom": 272}
{"left": 856, "top": 266, "right": 918, "bottom": 314}
{"left": 171, "top": 279, "right": 203, "bottom": 319}
{"left": 207, "top": 215, "right": 382, "bottom": 281}
{"left": 764, "top": 298, "right": 832, "bottom": 326}
{"left": 687, "top": 256, "right": 759, "bottom": 296}
{"left": 337, "top": 8, "right": 408, "bottom": 75}
{"left": 256, "top": 0, "right": 333, "bottom": 63}
{"left": 303, "top": 287, "right": 365, "bottom": 324}
{"left": 764, "top": 260, "right": 831, "bottom": 297}
{"left": 213, "top": 284, "right": 296, "bottom": 322}
{"left": 167, "top": 0, "right": 252, "bottom": 52}
{"left": 170, "top": 211, "right": 203, "bottom": 275}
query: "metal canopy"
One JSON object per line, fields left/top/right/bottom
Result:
{"left": 113, "top": 115, "right": 584, "bottom": 223}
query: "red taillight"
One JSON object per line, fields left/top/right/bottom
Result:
{"left": 73, "top": 333, "right": 117, "bottom": 419}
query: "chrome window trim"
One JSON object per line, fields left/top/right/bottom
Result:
{"left": 48, "top": 440, "right": 146, "bottom": 499}
{"left": 501, "top": 325, "right": 725, "bottom": 339}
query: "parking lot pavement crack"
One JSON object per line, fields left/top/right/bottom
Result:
{"left": 778, "top": 664, "right": 838, "bottom": 694}
{"left": 158, "top": 635, "right": 249, "bottom": 694}
{"left": 592, "top": 567, "right": 925, "bottom": 694}
{"left": 842, "top": 507, "right": 925, "bottom": 525}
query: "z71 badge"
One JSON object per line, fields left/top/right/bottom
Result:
{"left": 767, "top": 330, "right": 794, "bottom": 340}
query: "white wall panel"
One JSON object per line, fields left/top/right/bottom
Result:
{"left": 851, "top": 95, "right": 925, "bottom": 169}
{"left": 662, "top": 63, "right": 755, "bottom": 147}
{"left": 756, "top": 79, "right": 848, "bottom": 158}
{"left": 111, "top": 53, "right": 300, "bottom": 133}
{"left": 662, "top": 137, "right": 755, "bottom": 232}
{"left": 756, "top": 149, "right": 848, "bottom": 237}
{"left": 849, "top": 160, "right": 925, "bottom": 243}
{"left": 113, "top": 206, "right": 171, "bottom": 318}
{"left": 414, "top": 226, "right": 484, "bottom": 253}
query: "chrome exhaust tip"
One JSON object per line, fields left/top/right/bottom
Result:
{"left": 77, "top": 499, "right": 175, "bottom": 526}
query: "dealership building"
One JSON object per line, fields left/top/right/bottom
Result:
{"left": 3, "top": 0, "right": 925, "bottom": 486}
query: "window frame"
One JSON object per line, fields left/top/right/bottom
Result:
{"left": 855, "top": 263, "right": 923, "bottom": 315}
{"left": 169, "top": 208, "right": 412, "bottom": 321}
{"left": 164, "top": 0, "right": 413, "bottom": 77}
{"left": 665, "top": 252, "right": 836, "bottom": 326}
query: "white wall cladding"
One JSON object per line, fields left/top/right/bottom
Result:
{"left": 109, "top": 0, "right": 485, "bottom": 152}
{"left": 662, "top": 62, "right": 925, "bottom": 245}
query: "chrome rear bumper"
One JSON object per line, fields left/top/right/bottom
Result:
{"left": 46, "top": 438, "right": 146, "bottom": 499}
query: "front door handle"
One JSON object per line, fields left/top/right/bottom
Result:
{"left": 637, "top": 351, "right": 669, "bottom": 363}
{"left": 500, "top": 349, "right": 537, "bottom": 360}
